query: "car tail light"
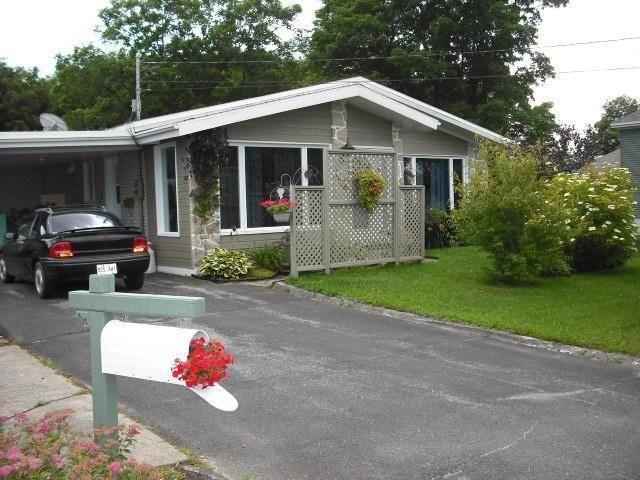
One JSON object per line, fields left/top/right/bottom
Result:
{"left": 133, "top": 237, "right": 148, "bottom": 253}
{"left": 49, "top": 242, "right": 74, "bottom": 258}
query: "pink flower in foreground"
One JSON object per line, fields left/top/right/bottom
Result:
{"left": 27, "top": 457, "right": 42, "bottom": 469}
{"left": 107, "top": 461, "right": 122, "bottom": 473}
{"left": 50, "top": 454, "right": 65, "bottom": 468}
{"left": 126, "top": 424, "right": 141, "bottom": 436}
{"left": 31, "top": 433, "right": 46, "bottom": 440}
{"left": 16, "top": 413, "right": 28, "bottom": 421}
{"left": 0, "top": 416, "right": 9, "bottom": 423}
{"left": 7, "top": 446, "right": 23, "bottom": 461}
{"left": 0, "top": 465, "right": 14, "bottom": 478}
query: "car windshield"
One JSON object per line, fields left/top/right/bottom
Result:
{"left": 47, "top": 212, "right": 124, "bottom": 234}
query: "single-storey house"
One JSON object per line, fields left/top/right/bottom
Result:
{"left": 0, "top": 77, "right": 505, "bottom": 275}
{"left": 611, "top": 110, "right": 640, "bottom": 215}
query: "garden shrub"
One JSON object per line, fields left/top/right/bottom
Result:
{"left": 425, "top": 208, "right": 456, "bottom": 249}
{"left": 547, "top": 165, "right": 638, "bottom": 271}
{"left": 0, "top": 409, "right": 183, "bottom": 479}
{"left": 199, "top": 248, "right": 252, "bottom": 280}
{"left": 248, "top": 244, "right": 289, "bottom": 272}
{"left": 453, "top": 141, "right": 570, "bottom": 283}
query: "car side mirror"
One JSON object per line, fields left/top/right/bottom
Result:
{"left": 5, "top": 232, "right": 15, "bottom": 240}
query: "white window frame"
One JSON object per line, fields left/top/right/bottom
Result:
{"left": 221, "top": 140, "right": 330, "bottom": 235}
{"left": 154, "top": 142, "right": 180, "bottom": 237}
{"left": 403, "top": 155, "right": 467, "bottom": 209}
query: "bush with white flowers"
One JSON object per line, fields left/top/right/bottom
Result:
{"left": 547, "top": 165, "right": 638, "bottom": 271}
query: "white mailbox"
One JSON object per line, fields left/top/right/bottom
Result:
{"left": 101, "top": 320, "right": 238, "bottom": 412}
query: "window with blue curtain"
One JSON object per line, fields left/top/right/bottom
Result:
{"left": 415, "top": 158, "right": 450, "bottom": 211}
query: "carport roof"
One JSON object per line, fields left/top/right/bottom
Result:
{"left": 0, "top": 77, "right": 507, "bottom": 152}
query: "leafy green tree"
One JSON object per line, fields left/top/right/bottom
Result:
{"left": 50, "top": 46, "right": 134, "bottom": 130}
{"left": 0, "top": 60, "right": 52, "bottom": 131}
{"left": 308, "top": 0, "right": 568, "bottom": 135}
{"left": 590, "top": 95, "right": 639, "bottom": 154}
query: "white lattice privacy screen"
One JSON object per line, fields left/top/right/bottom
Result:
{"left": 290, "top": 150, "right": 425, "bottom": 276}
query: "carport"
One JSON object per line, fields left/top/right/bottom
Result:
{"left": 0, "top": 131, "right": 144, "bottom": 241}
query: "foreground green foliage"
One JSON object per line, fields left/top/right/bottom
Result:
{"left": 288, "top": 247, "right": 640, "bottom": 355}
{"left": 199, "top": 248, "right": 252, "bottom": 280}
{"left": 454, "top": 141, "right": 569, "bottom": 283}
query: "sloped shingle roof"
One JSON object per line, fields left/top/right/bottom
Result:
{"left": 611, "top": 110, "right": 640, "bottom": 128}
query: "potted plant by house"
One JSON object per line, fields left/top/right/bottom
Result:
{"left": 260, "top": 198, "right": 296, "bottom": 223}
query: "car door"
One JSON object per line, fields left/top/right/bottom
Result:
{"left": 20, "top": 214, "right": 47, "bottom": 279}
{"left": 13, "top": 215, "right": 38, "bottom": 278}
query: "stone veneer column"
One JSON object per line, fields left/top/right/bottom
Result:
{"left": 392, "top": 123, "right": 406, "bottom": 185}
{"left": 187, "top": 161, "right": 221, "bottom": 269}
{"left": 330, "top": 100, "right": 348, "bottom": 149}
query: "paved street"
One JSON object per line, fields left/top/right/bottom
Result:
{"left": 1, "top": 273, "right": 639, "bottom": 480}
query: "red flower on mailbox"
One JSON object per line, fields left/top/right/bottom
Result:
{"left": 172, "top": 338, "right": 234, "bottom": 389}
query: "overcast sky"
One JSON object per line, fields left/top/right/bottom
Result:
{"left": 1, "top": 0, "right": 638, "bottom": 128}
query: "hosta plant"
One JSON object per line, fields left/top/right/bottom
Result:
{"left": 172, "top": 337, "right": 234, "bottom": 389}
{"left": 355, "top": 170, "right": 386, "bottom": 212}
{"left": 547, "top": 165, "right": 638, "bottom": 271}
{"left": 199, "top": 248, "right": 252, "bottom": 280}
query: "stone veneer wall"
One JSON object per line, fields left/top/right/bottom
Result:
{"left": 185, "top": 140, "right": 222, "bottom": 269}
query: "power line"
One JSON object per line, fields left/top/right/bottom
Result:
{"left": 140, "top": 65, "right": 640, "bottom": 91}
{"left": 140, "top": 35, "right": 640, "bottom": 66}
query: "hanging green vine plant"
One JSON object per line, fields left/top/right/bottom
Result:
{"left": 185, "top": 128, "right": 230, "bottom": 223}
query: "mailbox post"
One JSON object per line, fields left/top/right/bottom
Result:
{"left": 70, "top": 274, "right": 214, "bottom": 430}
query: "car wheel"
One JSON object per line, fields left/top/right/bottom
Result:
{"left": 124, "top": 272, "right": 144, "bottom": 291}
{"left": 34, "top": 262, "right": 54, "bottom": 298}
{"left": 0, "top": 256, "right": 15, "bottom": 283}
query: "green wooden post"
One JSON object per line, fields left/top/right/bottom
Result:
{"left": 70, "top": 274, "right": 206, "bottom": 430}
{"left": 83, "top": 274, "right": 118, "bottom": 430}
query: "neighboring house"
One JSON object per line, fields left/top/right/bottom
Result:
{"left": 594, "top": 148, "right": 621, "bottom": 168}
{"left": 0, "top": 77, "right": 505, "bottom": 275}
{"left": 611, "top": 110, "right": 640, "bottom": 216}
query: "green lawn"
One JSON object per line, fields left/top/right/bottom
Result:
{"left": 287, "top": 247, "right": 640, "bottom": 356}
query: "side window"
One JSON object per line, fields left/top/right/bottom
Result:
{"left": 17, "top": 216, "right": 35, "bottom": 238}
{"left": 28, "top": 215, "right": 44, "bottom": 239}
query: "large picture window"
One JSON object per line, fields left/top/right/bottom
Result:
{"left": 220, "top": 144, "right": 326, "bottom": 232}
{"left": 154, "top": 143, "right": 180, "bottom": 236}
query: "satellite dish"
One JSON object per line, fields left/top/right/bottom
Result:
{"left": 40, "top": 113, "right": 69, "bottom": 131}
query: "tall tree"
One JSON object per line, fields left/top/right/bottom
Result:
{"left": 0, "top": 60, "right": 52, "bottom": 131}
{"left": 308, "top": 0, "right": 568, "bottom": 135}
{"left": 589, "top": 95, "right": 639, "bottom": 153}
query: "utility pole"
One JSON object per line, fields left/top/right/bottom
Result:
{"left": 135, "top": 51, "right": 142, "bottom": 120}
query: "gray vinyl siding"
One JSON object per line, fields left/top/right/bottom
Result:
{"left": 144, "top": 141, "right": 193, "bottom": 269}
{"left": 401, "top": 129, "right": 469, "bottom": 156}
{"left": 348, "top": 105, "right": 393, "bottom": 147}
{"left": 220, "top": 232, "right": 289, "bottom": 251}
{"left": 620, "top": 128, "right": 640, "bottom": 213}
{"left": 226, "top": 104, "right": 332, "bottom": 144}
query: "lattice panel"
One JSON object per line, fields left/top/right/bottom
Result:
{"left": 292, "top": 187, "right": 324, "bottom": 269}
{"left": 328, "top": 151, "right": 395, "bottom": 202}
{"left": 329, "top": 204, "right": 394, "bottom": 264}
{"left": 399, "top": 187, "right": 423, "bottom": 259}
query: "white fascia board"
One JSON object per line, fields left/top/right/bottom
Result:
{"left": 362, "top": 82, "right": 508, "bottom": 143}
{"left": 175, "top": 84, "right": 363, "bottom": 137}
{"left": 0, "top": 132, "right": 136, "bottom": 150}
{"left": 611, "top": 121, "right": 640, "bottom": 129}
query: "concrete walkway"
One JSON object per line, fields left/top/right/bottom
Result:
{"left": 0, "top": 339, "right": 187, "bottom": 467}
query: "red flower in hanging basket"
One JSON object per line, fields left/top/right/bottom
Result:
{"left": 172, "top": 338, "right": 234, "bottom": 389}
{"left": 260, "top": 198, "right": 297, "bottom": 214}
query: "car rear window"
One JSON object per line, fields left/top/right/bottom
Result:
{"left": 47, "top": 212, "right": 124, "bottom": 234}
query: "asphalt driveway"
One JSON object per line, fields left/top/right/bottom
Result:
{"left": 1, "top": 273, "right": 639, "bottom": 479}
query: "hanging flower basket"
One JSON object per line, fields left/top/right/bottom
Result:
{"left": 272, "top": 211, "right": 291, "bottom": 223}
{"left": 354, "top": 169, "right": 386, "bottom": 212}
{"left": 260, "top": 198, "right": 296, "bottom": 224}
